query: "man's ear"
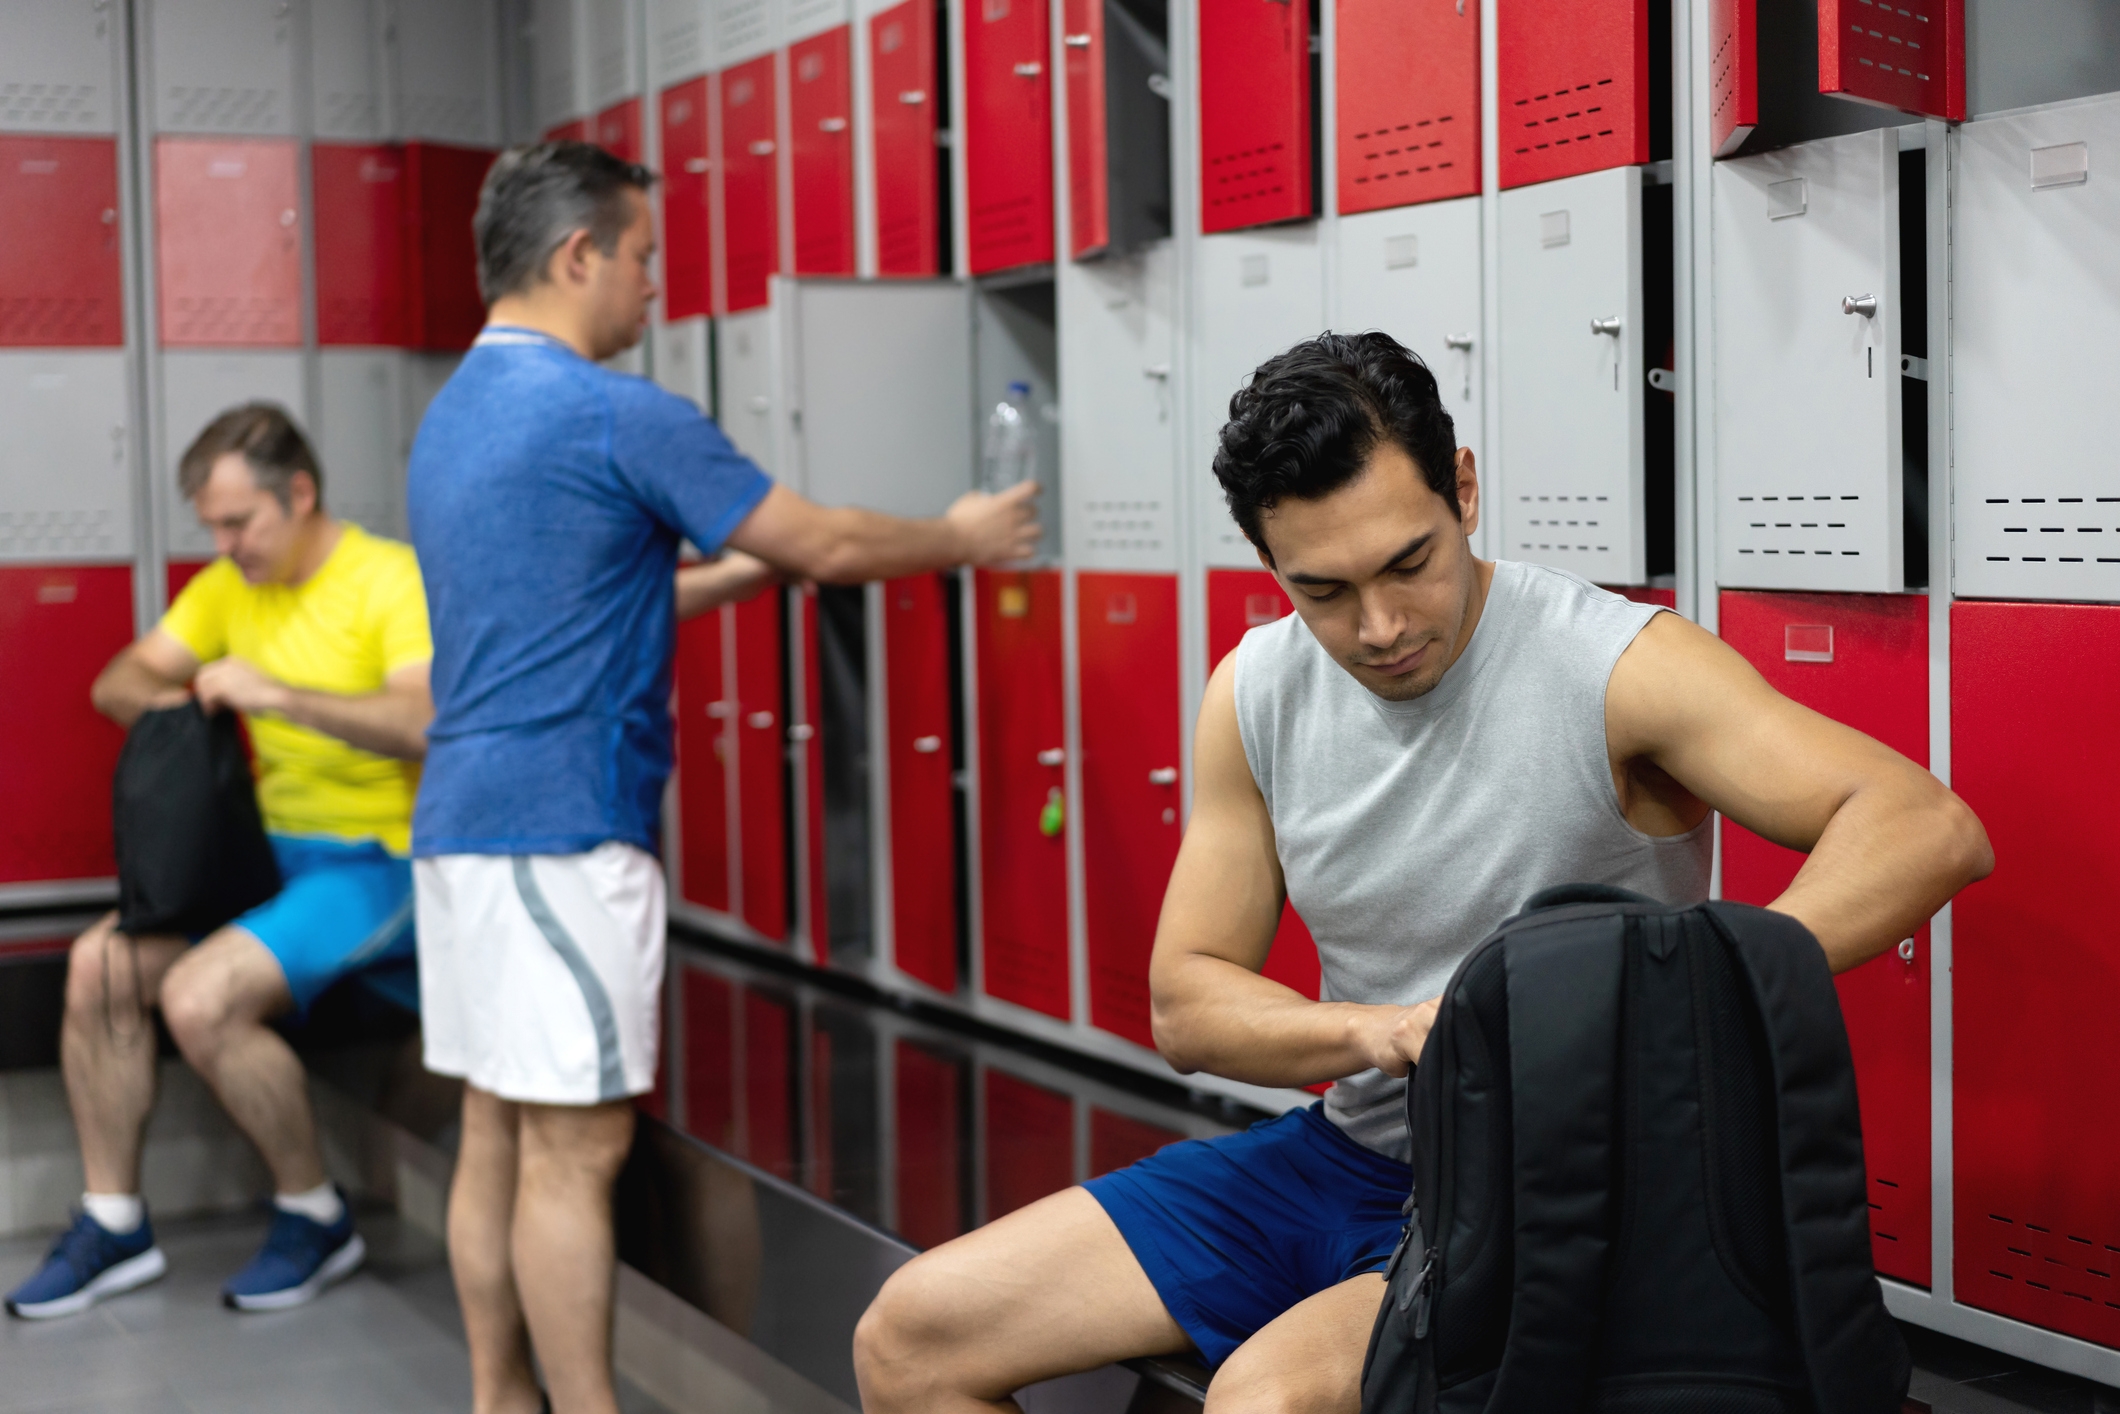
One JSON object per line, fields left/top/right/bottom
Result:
{"left": 1454, "top": 446, "right": 1480, "bottom": 538}
{"left": 551, "top": 227, "right": 598, "bottom": 287}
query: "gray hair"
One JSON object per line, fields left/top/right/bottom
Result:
{"left": 177, "top": 403, "right": 322, "bottom": 512}
{"left": 473, "top": 141, "right": 657, "bottom": 304}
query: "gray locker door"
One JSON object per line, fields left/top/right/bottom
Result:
{"left": 1193, "top": 225, "right": 1325, "bottom": 567}
{"left": 532, "top": 0, "right": 583, "bottom": 131}
{"left": 401, "top": 352, "right": 461, "bottom": 461}
{"left": 0, "top": 0, "right": 121, "bottom": 134}
{"left": 317, "top": 351, "right": 408, "bottom": 538}
{"left": 652, "top": 314, "right": 714, "bottom": 409}
{"left": 717, "top": 0, "right": 779, "bottom": 66}
{"left": 792, "top": 280, "right": 973, "bottom": 518}
{"left": 0, "top": 352, "right": 133, "bottom": 563}
{"left": 1713, "top": 129, "right": 1901, "bottom": 593}
{"left": 148, "top": 0, "right": 298, "bottom": 136}
{"left": 396, "top": 0, "right": 502, "bottom": 145}
{"left": 1498, "top": 165, "right": 1644, "bottom": 587}
{"left": 786, "top": 0, "right": 851, "bottom": 43}
{"left": 1063, "top": 243, "right": 1177, "bottom": 571}
{"left": 1334, "top": 198, "right": 1485, "bottom": 470}
{"left": 1955, "top": 93, "right": 2120, "bottom": 604}
{"left": 311, "top": 0, "right": 388, "bottom": 140}
{"left": 716, "top": 306, "right": 781, "bottom": 476}
{"left": 651, "top": 0, "right": 718, "bottom": 87}
{"left": 587, "top": 0, "right": 639, "bottom": 109}
{"left": 157, "top": 351, "right": 308, "bottom": 560}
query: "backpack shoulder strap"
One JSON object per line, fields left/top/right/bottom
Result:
{"left": 1485, "top": 912, "right": 1628, "bottom": 1413}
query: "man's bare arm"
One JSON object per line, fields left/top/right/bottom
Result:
{"left": 1147, "top": 654, "right": 1440, "bottom": 1087}
{"left": 726, "top": 481, "right": 1040, "bottom": 584}
{"left": 675, "top": 551, "right": 779, "bottom": 620}
{"left": 91, "top": 630, "right": 200, "bottom": 727}
{"left": 1608, "top": 612, "right": 1992, "bottom": 973}
{"left": 194, "top": 659, "right": 433, "bottom": 762}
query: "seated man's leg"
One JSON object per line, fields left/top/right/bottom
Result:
{"left": 1203, "top": 1275, "right": 1385, "bottom": 1414}
{"left": 512, "top": 1098, "right": 636, "bottom": 1414}
{"left": 855, "top": 1186, "right": 1192, "bottom": 1413}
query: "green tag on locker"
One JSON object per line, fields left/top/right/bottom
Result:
{"left": 1039, "top": 786, "right": 1065, "bottom": 838}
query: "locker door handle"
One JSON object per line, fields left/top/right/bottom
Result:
{"left": 706, "top": 701, "right": 736, "bottom": 719}
{"left": 1444, "top": 333, "right": 1474, "bottom": 352}
{"left": 748, "top": 395, "right": 770, "bottom": 413}
{"left": 684, "top": 157, "right": 711, "bottom": 173}
{"left": 818, "top": 117, "right": 848, "bottom": 132}
{"left": 898, "top": 89, "right": 927, "bottom": 104}
{"left": 1898, "top": 938, "right": 1917, "bottom": 962}
{"left": 1148, "top": 767, "right": 1178, "bottom": 786}
{"left": 1143, "top": 364, "right": 1170, "bottom": 380}
{"left": 747, "top": 710, "right": 776, "bottom": 729}
{"left": 1064, "top": 33, "right": 1092, "bottom": 47}
{"left": 788, "top": 723, "right": 816, "bottom": 742}
{"left": 1842, "top": 294, "right": 1877, "bottom": 317}
{"left": 1037, "top": 747, "right": 1065, "bottom": 767}
{"left": 1589, "top": 317, "right": 1621, "bottom": 337}
{"left": 912, "top": 735, "right": 942, "bottom": 753}
{"left": 1013, "top": 61, "right": 1044, "bottom": 77}
{"left": 748, "top": 139, "right": 777, "bottom": 156}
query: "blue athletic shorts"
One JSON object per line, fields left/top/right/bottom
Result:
{"left": 226, "top": 834, "right": 416, "bottom": 1014}
{"left": 1083, "top": 1102, "right": 1411, "bottom": 1368}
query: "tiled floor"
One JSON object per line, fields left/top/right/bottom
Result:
{"left": 0, "top": 1210, "right": 671, "bottom": 1414}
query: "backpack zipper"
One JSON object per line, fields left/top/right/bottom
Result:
{"left": 1403, "top": 1247, "right": 1439, "bottom": 1338}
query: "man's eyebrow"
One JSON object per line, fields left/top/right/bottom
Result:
{"left": 1283, "top": 533, "right": 1434, "bottom": 587}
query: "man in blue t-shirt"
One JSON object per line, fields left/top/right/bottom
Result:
{"left": 407, "top": 143, "right": 1037, "bottom": 1414}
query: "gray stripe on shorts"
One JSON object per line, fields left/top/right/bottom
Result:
{"left": 511, "top": 857, "right": 626, "bottom": 1102}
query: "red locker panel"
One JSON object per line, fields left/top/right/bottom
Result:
{"left": 963, "top": 0, "right": 1054, "bottom": 274}
{"left": 1198, "top": 0, "right": 1312, "bottom": 233}
{"left": 402, "top": 143, "right": 495, "bottom": 353}
{"left": 1078, "top": 572, "right": 1181, "bottom": 1049}
{"left": 886, "top": 574, "right": 958, "bottom": 994}
{"left": 680, "top": 968, "right": 737, "bottom": 1148}
{"left": 593, "top": 97, "right": 643, "bottom": 162}
{"left": 790, "top": 26, "right": 856, "bottom": 276}
{"left": 1496, "top": 0, "right": 1651, "bottom": 189}
{"left": 312, "top": 144, "right": 408, "bottom": 347}
{"left": 675, "top": 606, "right": 731, "bottom": 913}
{"left": 1336, "top": 0, "right": 1479, "bottom": 214}
{"left": 154, "top": 138, "right": 301, "bottom": 348}
{"left": 735, "top": 591, "right": 789, "bottom": 941}
{"left": 659, "top": 78, "right": 714, "bottom": 321}
{"left": 1709, "top": 0, "right": 1758, "bottom": 157}
{"left": 1817, "top": 0, "right": 1964, "bottom": 123}
{"left": 975, "top": 570, "right": 1070, "bottom": 1018}
{"left": 0, "top": 136, "right": 123, "bottom": 347}
{"left": 166, "top": 560, "right": 210, "bottom": 602}
{"left": 1717, "top": 590, "right": 1930, "bottom": 1286}
{"left": 1609, "top": 585, "right": 1677, "bottom": 609}
{"left": 720, "top": 55, "right": 781, "bottom": 313}
{"left": 869, "top": 0, "right": 942, "bottom": 276}
{"left": 1952, "top": 601, "right": 2120, "bottom": 1347}
{"left": 0, "top": 567, "right": 131, "bottom": 887}
{"left": 744, "top": 988, "right": 797, "bottom": 1178}
{"left": 984, "top": 1069, "right": 1073, "bottom": 1220}
{"left": 1061, "top": 0, "right": 1107, "bottom": 258}
{"left": 801, "top": 591, "right": 829, "bottom": 953}
{"left": 894, "top": 1039, "right": 965, "bottom": 1248}
{"left": 1088, "top": 1107, "right": 1182, "bottom": 1178}
{"left": 546, "top": 118, "right": 590, "bottom": 143}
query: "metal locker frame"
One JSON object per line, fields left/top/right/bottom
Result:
{"left": 315, "top": 349, "right": 408, "bottom": 537}
{"left": 1060, "top": 242, "right": 1177, "bottom": 573}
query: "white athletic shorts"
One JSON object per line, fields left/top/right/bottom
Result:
{"left": 415, "top": 843, "right": 666, "bottom": 1105}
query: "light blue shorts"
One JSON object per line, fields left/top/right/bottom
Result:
{"left": 229, "top": 834, "right": 416, "bottom": 1014}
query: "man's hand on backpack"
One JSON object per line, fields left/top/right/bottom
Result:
{"left": 1353, "top": 997, "right": 1442, "bottom": 1077}
{"left": 194, "top": 657, "right": 292, "bottom": 718}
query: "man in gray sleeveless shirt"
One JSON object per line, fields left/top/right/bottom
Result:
{"left": 854, "top": 332, "right": 1991, "bottom": 1411}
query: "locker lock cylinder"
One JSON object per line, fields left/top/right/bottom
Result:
{"left": 1843, "top": 294, "right": 1878, "bottom": 318}
{"left": 1589, "top": 317, "right": 1622, "bottom": 337}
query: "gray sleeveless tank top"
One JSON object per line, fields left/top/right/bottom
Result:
{"left": 1234, "top": 560, "right": 1713, "bottom": 1160}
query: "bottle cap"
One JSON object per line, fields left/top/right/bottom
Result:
{"left": 1008, "top": 380, "right": 1031, "bottom": 397}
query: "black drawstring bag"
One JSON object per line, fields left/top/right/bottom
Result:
{"left": 113, "top": 702, "right": 282, "bottom": 937}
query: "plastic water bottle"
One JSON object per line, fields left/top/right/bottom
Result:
{"left": 981, "top": 381, "right": 1037, "bottom": 495}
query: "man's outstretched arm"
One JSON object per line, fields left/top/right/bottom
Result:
{"left": 726, "top": 480, "right": 1040, "bottom": 584}
{"left": 1147, "top": 653, "right": 1439, "bottom": 1087}
{"left": 1608, "top": 612, "right": 1992, "bottom": 974}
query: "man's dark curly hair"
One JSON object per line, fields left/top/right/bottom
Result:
{"left": 1211, "top": 331, "right": 1460, "bottom": 561}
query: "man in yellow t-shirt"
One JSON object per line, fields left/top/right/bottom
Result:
{"left": 5, "top": 405, "right": 432, "bottom": 1323}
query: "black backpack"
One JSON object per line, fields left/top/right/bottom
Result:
{"left": 1361, "top": 884, "right": 1910, "bottom": 1414}
{"left": 113, "top": 702, "right": 282, "bottom": 937}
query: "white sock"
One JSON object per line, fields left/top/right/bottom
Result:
{"left": 274, "top": 1182, "right": 345, "bottom": 1227}
{"left": 82, "top": 1192, "right": 144, "bottom": 1235}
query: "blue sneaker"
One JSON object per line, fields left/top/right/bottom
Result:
{"left": 6, "top": 1208, "right": 167, "bottom": 1319}
{"left": 221, "top": 1194, "right": 365, "bottom": 1311}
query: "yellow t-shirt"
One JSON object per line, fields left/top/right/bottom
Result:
{"left": 160, "top": 523, "right": 432, "bottom": 854}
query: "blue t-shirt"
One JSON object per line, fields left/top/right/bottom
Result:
{"left": 406, "top": 327, "right": 772, "bottom": 858}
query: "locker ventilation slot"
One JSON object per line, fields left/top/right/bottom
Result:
{"left": 1084, "top": 500, "right": 1168, "bottom": 554}
{"left": 1963, "top": 1209, "right": 2120, "bottom": 1344}
{"left": 1729, "top": 494, "right": 1864, "bottom": 558}
{"left": 1510, "top": 78, "right": 1617, "bottom": 159}
{"left": 1709, "top": 31, "right": 1739, "bottom": 136}
{"left": 1518, "top": 493, "right": 1611, "bottom": 555}
{"left": 162, "top": 86, "right": 285, "bottom": 134}
{"left": 0, "top": 508, "right": 122, "bottom": 557}
{"left": 1206, "top": 142, "right": 1294, "bottom": 216}
{"left": 1, "top": 298, "right": 121, "bottom": 345}
{"left": 317, "top": 91, "right": 381, "bottom": 137}
{"left": 401, "top": 95, "right": 488, "bottom": 143}
{"left": 1, "top": 84, "right": 102, "bottom": 131}
{"left": 1348, "top": 114, "right": 1461, "bottom": 192}
{"left": 660, "top": 23, "right": 709, "bottom": 83}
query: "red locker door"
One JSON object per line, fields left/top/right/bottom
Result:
{"left": 1077, "top": 572, "right": 1181, "bottom": 1049}
{"left": 166, "top": 560, "right": 210, "bottom": 602}
{"left": 593, "top": 97, "right": 643, "bottom": 162}
{"left": 680, "top": 968, "right": 737, "bottom": 1149}
{"left": 1709, "top": 0, "right": 1758, "bottom": 157}
{"left": 1951, "top": 601, "right": 2120, "bottom": 1347}
{"left": 974, "top": 570, "right": 1070, "bottom": 1018}
{"left": 0, "top": 135, "right": 123, "bottom": 347}
{"left": 894, "top": 1039, "right": 965, "bottom": 1248}
{"left": 963, "top": 0, "right": 1054, "bottom": 274}
{"left": 984, "top": 1069, "right": 1073, "bottom": 1220}
{"left": 720, "top": 55, "right": 781, "bottom": 314}
{"left": 886, "top": 574, "right": 958, "bottom": 993}
{"left": 1061, "top": 0, "right": 1107, "bottom": 258}
{"left": 735, "top": 591, "right": 789, "bottom": 941}
{"left": 869, "top": 0, "right": 941, "bottom": 276}
{"left": 659, "top": 78, "right": 714, "bottom": 320}
{"left": 1198, "top": 0, "right": 1312, "bottom": 234}
{"left": 1496, "top": 0, "right": 1651, "bottom": 189}
{"left": 154, "top": 138, "right": 301, "bottom": 348}
{"left": 1336, "top": 0, "right": 1479, "bottom": 214}
{"left": 1817, "top": 0, "right": 1964, "bottom": 122}
{"left": 1088, "top": 1106, "right": 1182, "bottom": 1178}
{"left": 546, "top": 118, "right": 590, "bottom": 143}
{"left": 312, "top": 144, "right": 408, "bottom": 347}
{"left": 744, "top": 988, "right": 797, "bottom": 1179}
{"left": 0, "top": 567, "right": 131, "bottom": 887}
{"left": 402, "top": 143, "right": 496, "bottom": 353}
{"left": 790, "top": 26, "right": 856, "bottom": 276}
{"left": 800, "top": 590, "right": 829, "bottom": 953}
{"left": 675, "top": 605, "right": 731, "bottom": 913}
{"left": 1716, "top": 591, "right": 1930, "bottom": 1285}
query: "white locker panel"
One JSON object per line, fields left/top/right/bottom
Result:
{"left": 0, "top": 0, "right": 121, "bottom": 134}
{"left": 1063, "top": 243, "right": 1177, "bottom": 570}
{"left": 0, "top": 352, "right": 133, "bottom": 563}
{"left": 396, "top": 0, "right": 502, "bottom": 145}
{"left": 402, "top": 353, "right": 461, "bottom": 452}
{"left": 310, "top": 0, "right": 388, "bottom": 139}
{"left": 147, "top": 0, "right": 298, "bottom": 136}
{"left": 532, "top": 0, "right": 585, "bottom": 131}
{"left": 587, "top": 0, "right": 642, "bottom": 108}
{"left": 716, "top": 307, "right": 780, "bottom": 476}
{"left": 972, "top": 284, "right": 1060, "bottom": 562}
{"left": 1955, "top": 93, "right": 2120, "bottom": 604}
{"left": 652, "top": 315, "right": 714, "bottom": 409}
{"left": 788, "top": 280, "right": 970, "bottom": 516}
{"left": 651, "top": 0, "right": 719, "bottom": 87}
{"left": 1194, "top": 225, "right": 1325, "bottom": 567}
{"left": 716, "top": 0, "right": 781, "bottom": 68}
{"left": 785, "top": 0, "right": 850, "bottom": 44}
{"left": 157, "top": 351, "right": 307, "bottom": 560}
{"left": 1713, "top": 130, "right": 1901, "bottom": 592}
{"left": 1334, "top": 198, "right": 1485, "bottom": 471}
{"left": 1497, "top": 165, "right": 1644, "bottom": 587}
{"left": 316, "top": 351, "right": 407, "bottom": 538}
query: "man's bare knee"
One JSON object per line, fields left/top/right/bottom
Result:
{"left": 65, "top": 918, "right": 133, "bottom": 1022}
{"left": 1203, "top": 1346, "right": 1342, "bottom": 1414}
{"left": 854, "top": 1252, "right": 982, "bottom": 1405}
{"left": 519, "top": 1101, "right": 635, "bottom": 1186}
